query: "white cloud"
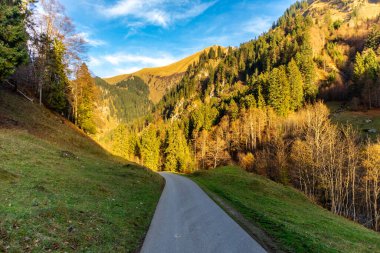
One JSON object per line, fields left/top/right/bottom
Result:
{"left": 103, "top": 53, "right": 177, "bottom": 66}
{"left": 101, "top": 0, "right": 217, "bottom": 28}
{"left": 114, "top": 67, "right": 142, "bottom": 75}
{"left": 88, "top": 56, "right": 102, "bottom": 68}
{"left": 78, "top": 32, "right": 106, "bottom": 47}
{"left": 88, "top": 51, "right": 180, "bottom": 77}
{"left": 243, "top": 16, "right": 273, "bottom": 35}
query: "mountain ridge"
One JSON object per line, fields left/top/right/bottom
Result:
{"left": 103, "top": 45, "right": 225, "bottom": 103}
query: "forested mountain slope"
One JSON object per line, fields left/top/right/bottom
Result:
{"left": 101, "top": 0, "right": 380, "bottom": 233}
{"left": 93, "top": 46, "right": 225, "bottom": 137}
{"left": 93, "top": 76, "right": 152, "bottom": 136}
{"left": 104, "top": 46, "right": 224, "bottom": 103}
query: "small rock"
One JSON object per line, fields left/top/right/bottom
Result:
{"left": 368, "top": 129, "right": 377, "bottom": 134}
{"left": 67, "top": 225, "right": 75, "bottom": 233}
{"left": 60, "top": 151, "right": 77, "bottom": 159}
{"left": 364, "top": 119, "right": 372, "bottom": 123}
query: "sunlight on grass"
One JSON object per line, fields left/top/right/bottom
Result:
{"left": 190, "top": 166, "right": 380, "bottom": 253}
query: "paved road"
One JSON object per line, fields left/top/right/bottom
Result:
{"left": 140, "top": 172, "right": 267, "bottom": 253}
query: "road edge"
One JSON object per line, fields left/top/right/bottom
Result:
{"left": 134, "top": 172, "right": 166, "bottom": 253}
{"left": 190, "top": 178, "right": 285, "bottom": 253}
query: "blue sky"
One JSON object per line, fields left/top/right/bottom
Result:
{"left": 59, "top": 0, "right": 296, "bottom": 78}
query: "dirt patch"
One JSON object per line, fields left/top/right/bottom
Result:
{"left": 0, "top": 168, "right": 19, "bottom": 181}
{"left": 0, "top": 115, "right": 20, "bottom": 129}
{"left": 345, "top": 109, "right": 380, "bottom": 117}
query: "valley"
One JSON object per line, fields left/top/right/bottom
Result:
{"left": 1, "top": 0, "right": 380, "bottom": 252}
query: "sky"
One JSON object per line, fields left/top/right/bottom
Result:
{"left": 59, "top": 0, "right": 296, "bottom": 78}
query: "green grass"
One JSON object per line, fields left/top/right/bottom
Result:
{"left": 190, "top": 166, "right": 380, "bottom": 253}
{"left": 0, "top": 89, "right": 163, "bottom": 252}
{"left": 326, "top": 102, "right": 380, "bottom": 138}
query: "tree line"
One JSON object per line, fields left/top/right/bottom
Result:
{"left": 0, "top": 0, "right": 98, "bottom": 133}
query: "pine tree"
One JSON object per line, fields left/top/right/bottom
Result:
{"left": 288, "top": 59, "right": 304, "bottom": 110}
{"left": 217, "top": 46, "right": 223, "bottom": 58}
{"left": 44, "top": 38, "right": 69, "bottom": 114}
{"left": 140, "top": 125, "right": 161, "bottom": 171}
{"left": 0, "top": 0, "right": 29, "bottom": 82}
{"left": 268, "top": 66, "right": 290, "bottom": 116}
{"left": 242, "top": 94, "right": 257, "bottom": 109}
{"left": 74, "top": 63, "right": 98, "bottom": 134}
{"left": 208, "top": 47, "right": 216, "bottom": 59}
{"left": 353, "top": 49, "right": 380, "bottom": 108}
{"left": 296, "top": 37, "right": 317, "bottom": 101}
{"left": 256, "top": 84, "right": 265, "bottom": 109}
{"left": 164, "top": 124, "right": 192, "bottom": 172}
{"left": 228, "top": 99, "right": 239, "bottom": 120}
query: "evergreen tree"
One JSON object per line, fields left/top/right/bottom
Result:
{"left": 44, "top": 38, "right": 69, "bottom": 114}
{"left": 0, "top": 0, "right": 29, "bottom": 82}
{"left": 110, "top": 124, "right": 129, "bottom": 159}
{"left": 140, "top": 125, "right": 161, "bottom": 171}
{"left": 288, "top": 59, "right": 304, "bottom": 110}
{"left": 353, "top": 49, "right": 380, "bottom": 107}
{"left": 256, "top": 84, "right": 265, "bottom": 109}
{"left": 74, "top": 63, "right": 98, "bottom": 134}
{"left": 217, "top": 46, "right": 223, "bottom": 58}
{"left": 228, "top": 99, "right": 239, "bottom": 120}
{"left": 268, "top": 66, "right": 290, "bottom": 116}
{"left": 296, "top": 38, "right": 317, "bottom": 101}
{"left": 365, "top": 26, "right": 380, "bottom": 51}
{"left": 242, "top": 94, "right": 257, "bottom": 109}
{"left": 164, "top": 124, "right": 192, "bottom": 172}
{"left": 208, "top": 47, "right": 216, "bottom": 59}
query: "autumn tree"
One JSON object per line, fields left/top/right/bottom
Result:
{"left": 363, "top": 141, "right": 380, "bottom": 231}
{"left": 73, "top": 63, "right": 98, "bottom": 133}
{"left": 29, "top": 0, "right": 86, "bottom": 108}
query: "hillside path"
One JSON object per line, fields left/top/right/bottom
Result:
{"left": 140, "top": 172, "right": 267, "bottom": 253}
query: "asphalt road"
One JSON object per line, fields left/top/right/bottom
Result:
{"left": 140, "top": 172, "right": 267, "bottom": 253}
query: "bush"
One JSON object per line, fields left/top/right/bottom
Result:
{"left": 238, "top": 152, "right": 255, "bottom": 171}
{"left": 332, "top": 19, "right": 343, "bottom": 30}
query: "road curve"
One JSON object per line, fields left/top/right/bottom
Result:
{"left": 140, "top": 172, "right": 267, "bottom": 253}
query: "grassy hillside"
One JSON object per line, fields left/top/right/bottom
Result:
{"left": 190, "top": 166, "right": 380, "bottom": 253}
{"left": 327, "top": 102, "right": 380, "bottom": 138}
{"left": 0, "top": 88, "right": 163, "bottom": 252}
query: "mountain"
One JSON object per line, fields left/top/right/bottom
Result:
{"left": 104, "top": 45, "right": 224, "bottom": 103}
{"left": 99, "top": 0, "right": 380, "bottom": 235}
{"left": 93, "top": 46, "right": 225, "bottom": 137}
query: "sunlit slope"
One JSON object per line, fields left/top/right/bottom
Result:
{"left": 0, "top": 88, "right": 163, "bottom": 252}
{"left": 104, "top": 46, "right": 223, "bottom": 103}
{"left": 105, "top": 46, "right": 221, "bottom": 83}
{"left": 191, "top": 166, "right": 380, "bottom": 253}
